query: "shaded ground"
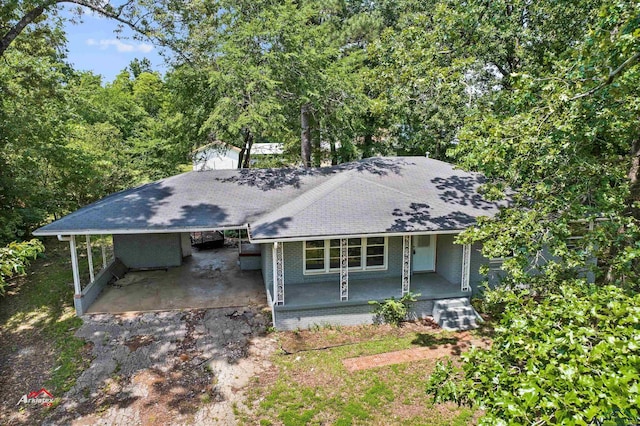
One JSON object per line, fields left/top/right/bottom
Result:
{"left": 0, "top": 240, "right": 90, "bottom": 426}
{"left": 45, "top": 306, "right": 276, "bottom": 425}
{"left": 89, "top": 247, "right": 266, "bottom": 313}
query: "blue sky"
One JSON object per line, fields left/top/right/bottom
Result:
{"left": 61, "top": 5, "right": 168, "bottom": 83}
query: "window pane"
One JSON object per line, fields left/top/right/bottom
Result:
{"left": 348, "top": 247, "right": 361, "bottom": 257}
{"left": 368, "top": 237, "right": 384, "bottom": 245}
{"left": 306, "top": 240, "right": 324, "bottom": 249}
{"left": 305, "top": 249, "right": 324, "bottom": 259}
{"left": 367, "top": 256, "right": 384, "bottom": 266}
{"left": 348, "top": 238, "right": 361, "bottom": 246}
{"left": 367, "top": 246, "right": 384, "bottom": 256}
{"left": 329, "top": 248, "right": 340, "bottom": 258}
{"left": 330, "top": 239, "right": 341, "bottom": 247}
{"left": 306, "top": 259, "right": 325, "bottom": 270}
{"left": 329, "top": 258, "right": 340, "bottom": 269}
{"left": 348, "top": 257, "right": 361, "bottom": 267}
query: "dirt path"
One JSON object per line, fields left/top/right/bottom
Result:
{"left": 342, "top": 331, "right": 491, "bottom": 371}
{"left": 45, "top": 306, "right": 276, "bottom": 425}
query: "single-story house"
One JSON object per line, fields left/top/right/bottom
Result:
{"left": 33, "top": 156, "right": 505, "bottom": 330}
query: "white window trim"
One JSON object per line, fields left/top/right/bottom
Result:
{"left": 303, "top": 237, "right": 388, "bottom": 275}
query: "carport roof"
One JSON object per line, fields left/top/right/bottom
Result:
{"left": 33, "top": 157, "right": 504, "bottom": 240}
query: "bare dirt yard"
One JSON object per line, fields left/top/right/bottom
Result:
{"left": 45, "top": 307, "right": 276, "bottom": 425}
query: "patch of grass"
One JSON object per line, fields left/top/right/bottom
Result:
{"left": 242, "top": 325, "right": 480, "bottom": 425}
{"left": 0, "top": 238, "right": 93, "bottom": 397}
{"left": 362, "top": 378, "right": 394, "bottom": 407}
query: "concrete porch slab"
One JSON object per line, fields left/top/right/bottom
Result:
{"left": 282, "top": 272, "right": 466, "bottom": 309}
{"left": 87, "top": 248, "right": 267, "bottom": 314}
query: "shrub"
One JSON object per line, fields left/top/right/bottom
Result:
{"left": 369, "top": 292, "right": 420, "bottom": 326}
{"left": 426, "top": 282, "right": 640, "bottom": 424}
{"left": 0, "top": 239, "right": 45, "bottom": 295}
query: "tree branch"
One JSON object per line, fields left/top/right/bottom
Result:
{"left": 569, "top": 50, "right": 640, "bottom": 101}
{"left": 0, "top": 1, "right": 54, "bottom": 56}
{"left": 1, "top": 0, "right": 192, "bottom": 64}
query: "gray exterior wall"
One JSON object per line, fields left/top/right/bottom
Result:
{"left": 74, "top": 259, "right": 128, "bottom": 315}
{"left": 180, "top": 233, "right": 192, "bottom": 257}
{"left": 282, "top": 237, "right": 404, "bottom": 285}
{"left": 113, "top": 233, "right": 183, "bottom": 269}
{"left": 435, "top": 234, "right": 462, "bottom": 284}
{"left": 270, "top": 235, "right": 486, "bottom": 289}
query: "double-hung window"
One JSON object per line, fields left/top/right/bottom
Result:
{"left": 303, "top": 237, "right": 387, "bottom": 274}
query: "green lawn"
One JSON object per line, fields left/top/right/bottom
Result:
{"left": 0, "top": 238, "right": 96, "bottom": 403}
{"left": 240, "top": 327, "right": 479, "bottom": 426}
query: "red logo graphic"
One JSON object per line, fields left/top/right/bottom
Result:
{"left": 16, "top": 388, "right": 55, "bottom": 407}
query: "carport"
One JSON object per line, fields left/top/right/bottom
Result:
{"left": 87, "top": 246, "right": 266, "bottom": 313}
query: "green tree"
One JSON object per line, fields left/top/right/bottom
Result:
{"left": 427, "top": 282, "right": 640, "bottom": 424}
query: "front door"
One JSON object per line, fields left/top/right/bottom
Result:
{"left": 413, "top": 235, "right": 436, "bottom": 272}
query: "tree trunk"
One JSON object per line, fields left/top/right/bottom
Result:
{"left": 238, "top": 128, "right": 253, "bottom": 169}
{"left": 301, "top": 104, "right": 311, "bottom": 167}
{"left": 362, "top": 133, "right": 373, "bottom": 158}
{"left": 361, "top": 114, "right": 375, "bottom": 158}
{"left": 330, "top": 140, "right": 338, "bottom": 165}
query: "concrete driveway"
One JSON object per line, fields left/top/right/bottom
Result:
{"left": 88, "top": 248, "right": 266, "bottom": 314}
{"left": 45, "top": 306, "right": 277, "bottom": 425}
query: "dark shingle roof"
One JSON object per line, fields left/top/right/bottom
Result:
{"left": 33, "top": 157, "right": 503, "bottom": 240}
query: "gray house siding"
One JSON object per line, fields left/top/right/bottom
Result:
{"left": 435, "top": 234, "right": 462, "bottom": 284}
{"left": 113, "top": 233, "right": 183, "bottom": 269}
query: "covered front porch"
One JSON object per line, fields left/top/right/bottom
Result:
{"left": 268, "top": 234, "right": 476, "bottom": 329}
{"left": 269, "top": 234, "right": 473, "bottom": 307}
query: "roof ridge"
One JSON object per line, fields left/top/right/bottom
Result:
{"left": 253, "top": 171, "right": 351, "bottom": 224}
{"left": 352, "top": 173, "right": 418, "bottom": 199}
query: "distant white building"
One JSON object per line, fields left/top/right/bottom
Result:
{"left": 193, "top": 142, "right": 284, "bottom": 171}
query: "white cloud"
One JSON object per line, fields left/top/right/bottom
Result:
{"left": 86, "top": 38, "right": 153, "bottom": 53}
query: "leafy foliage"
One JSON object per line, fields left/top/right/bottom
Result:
{"left": 427, "top": 282, "right": 640, "bottom": 424}
{"left": 0, "top": 239, "right": 44, "bottom": 294}
{"left": 369, "top": 291, "right": 420, "bottom": 326}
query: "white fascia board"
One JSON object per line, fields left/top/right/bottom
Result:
{"left": 248, "top": 229, "right": 464, "bottom": 244}
{"left": 33, "top": 225, "right": 250, "bottom": 237}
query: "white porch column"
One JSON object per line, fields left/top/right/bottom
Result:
{"left": 101, "top": 237, "right": 107, "bottom": 269}
{"left": 461, "top": 243, "right": 471, "bottom": 292}
{"left": 402, "top": 235, "right": 412, "bottom": 295}
{"left": 86, "top": 235, "right": 95, "bottom": 283}
{"left": 272, "top": 242, "right": 284, "bottom": 305}
{"left": 69, "top": 236, "right": 82, "bottom": 296}
{"left": 340, "top": 238, "right": 348, "bottom": 301}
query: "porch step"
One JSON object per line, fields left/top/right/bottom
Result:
{"left": 432, "top": 298, "right": 482, "bottom": 331}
